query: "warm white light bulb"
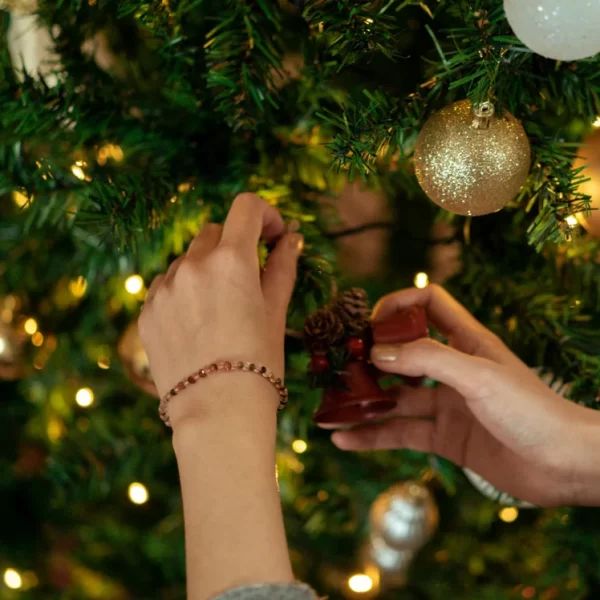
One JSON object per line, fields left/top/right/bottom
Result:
{"left": 24, "top": 318, "right": 38, "bottom": 335}
{"left": 71, "top": 161, "right": 87, "bottom": 180}
{"left": 499, "top": 507, "right": 519, "bottom": 523}
{"left": 593, "top": 116, "right": 600, "bottom": 129}
{"left": 292, "top": 439, "right": 308, "bottom": 454}
{"left": 75, "top": 387, "right": 94, "bottom": 408}
{"left": 125, "top": 275, "right": 144, "bottom": 295}
{"left": 348, "top": 574, "right": 373, "bottom": 593}
{"left": 4, "top": 568, "right": 22, "bottom": 590}
{"left": 13, "top": 191, "right": 31, "bottom": 208}
{"left": 0, "top": 337, "right": 6, "bottom": 355}
{"left": 128, "top": 482, "right": 149, "bottom": 504}
{"left": 414, "top": 272, "right": 429, "bottom": 289}
{"left": 69, "top": 276, "right": 88, "bottom": 298}
{"left": 565, "top": 215, "right": 578, "bottom": 228}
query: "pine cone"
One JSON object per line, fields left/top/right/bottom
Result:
{"left": 334, "top": 287, "right": 371, "bottom": 337}
{"left": 304, "top": 310, "right": 344, "bottom": 353}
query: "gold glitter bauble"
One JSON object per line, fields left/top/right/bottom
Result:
{"left": 118, "top": 321, "right": 158, "bottom": 398}
{"left": 574, "top": 129, "right": 600, "bottom": 238}
{"left": 0, "top": 0, "right": 38, "bottom": 14}
{"left": 0, "top": 320, "right": 26, "bottom": 380}
{"left": 414, "top": 100, "right": 531, "bottom": 216}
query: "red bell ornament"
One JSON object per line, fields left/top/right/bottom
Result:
{"left": 372, "top": 305, "right": 428, "bottom": 344}
{"left": 310, "top": 290, "right": 429, "bottom": 428}
{"left": 312, "top": 360, "right": 396, "bottom": 428}
{"left": 372, "top": 305, "right": 429, "bottom": 388}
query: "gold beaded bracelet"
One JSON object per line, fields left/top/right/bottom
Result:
{"left": 159, "top": 360, "right": 289, "bottom": 427}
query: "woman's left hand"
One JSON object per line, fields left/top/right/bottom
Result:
{"left": 139, "top": 193, "right": 303, "bottom": 428}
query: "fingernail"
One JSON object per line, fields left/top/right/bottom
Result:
{"left": 331, "top": 432, "right": 348, "bottom": 449}
{"left": 289, "top": 233, "right": 304, "bottom": 255}
{"left": 371, "top": 344, "right": 398, "bottom": 362}
{"left": 286, "top": 219, "right": 301, "bottom": 234}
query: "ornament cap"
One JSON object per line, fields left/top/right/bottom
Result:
{"left": 471, "top": 101, "right": 495, "bottom": 130}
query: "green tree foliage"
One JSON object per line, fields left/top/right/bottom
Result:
{"left": 1, "top": 1, "right": 600, "bottom": 598}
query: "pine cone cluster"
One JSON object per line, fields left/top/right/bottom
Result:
{"left": 304, "top": 309, "right": 344, "bottom": 353}
{"left": 334, "top": 287, "right": 371, "bottom": 337}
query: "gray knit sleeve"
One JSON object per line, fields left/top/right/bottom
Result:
{"left": 212, "top": 583, "right": 319, "bottom": 600}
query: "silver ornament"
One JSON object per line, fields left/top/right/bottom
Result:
{"left": 370, "top": 481, "right": 439, "bottom": 552}
{"left": 367, "top": 533, "right": 414, "bottom": 574}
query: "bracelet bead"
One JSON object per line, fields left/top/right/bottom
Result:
{"left": 159, "top": 360, "right": 289, "bottom": 428}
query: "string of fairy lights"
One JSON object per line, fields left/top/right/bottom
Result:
{"left": 0, "top": 199, "right": 526, "bottom": 598}
{"left": 4, "top": 115, "right": 595, "bottom": 596}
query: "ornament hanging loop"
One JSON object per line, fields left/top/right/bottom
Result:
{"left": 471, "top": 101, "right": 495, "bottom": 130}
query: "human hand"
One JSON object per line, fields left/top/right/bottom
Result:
{"left": 139, "top": 194, "right": 303, "bottom": 428}
{"left": 331, "top": 284, "right": 600, "bottom": 507}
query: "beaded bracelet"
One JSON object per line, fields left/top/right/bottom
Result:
{"left": 159, "top": 360, "right": 289, "bottom": 427}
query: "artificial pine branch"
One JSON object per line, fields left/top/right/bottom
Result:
{"left": 204, "top": 0, "right": 285, "bottom": 130}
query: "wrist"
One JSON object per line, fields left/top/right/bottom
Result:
{"left": 168, "top": 373, "right": 280, "bottom": 445}
{"left": 161, "top": 360, "right": 286, "bottom": 427}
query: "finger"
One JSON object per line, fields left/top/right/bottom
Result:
{"left": 372, "top": 284, "right": 516, "bottom": 364}
{"left": 332, "top": 419, "right": 435, "bottom": 453}
{"left": 381, "top": 385, "right": 466, "bottom": 418}
{"left": 221, "top": 193, "right": 285, "bottom": 253}
{"left": 371, "top": 338, "right": 500, "bottom": 401}
{"left": 332, "top": 415, "right": 561, "bottom": 506}
{"left": 163, "top": 255, "right": 186, "bottom": 287}
{"left": 332, "top": 408, "right": 471, "bottom": 466}
{"left": 186, "top": 223, "right": 222, "bottom": 263}
{"left": 145, "top": 274, "right": 165, "bottom": 304}
{"left": 262, "top": 233, "right": 304, "bottom": 319}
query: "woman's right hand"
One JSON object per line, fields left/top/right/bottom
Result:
{"left": 331, "top": 285, "right": 600, "bottom": 507}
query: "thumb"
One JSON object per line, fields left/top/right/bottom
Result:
{"left": 371, "top": 338, "right": 500, "bottom": 401}
{"left": 262, "top": 233, "right": 304, "bottom": 320}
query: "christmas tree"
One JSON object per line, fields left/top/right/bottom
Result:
{"left": 2, "top": 1, "right": 600, "bottom": 598}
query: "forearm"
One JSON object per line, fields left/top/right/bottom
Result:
{"left": 171, "top": 377, "right": 293, "bottom": 600}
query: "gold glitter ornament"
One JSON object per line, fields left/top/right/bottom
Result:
{"left": 118, "top": 321, "right": 158, "bottom": 398}
{"left": 0, "top": 321, "right": 26, "bottom": 380}
{"left": 573, "top": 129, "right": 600, "bottom": 238}
{"left": 414, "top": 100, "right": 531, "bottom": 216}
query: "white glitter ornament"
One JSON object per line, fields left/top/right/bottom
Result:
{"left": 414, "top": 100, "right": 531, "bottom": 216}
{"left": 504, "top": 0, "right": 600, "bottom": 62}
